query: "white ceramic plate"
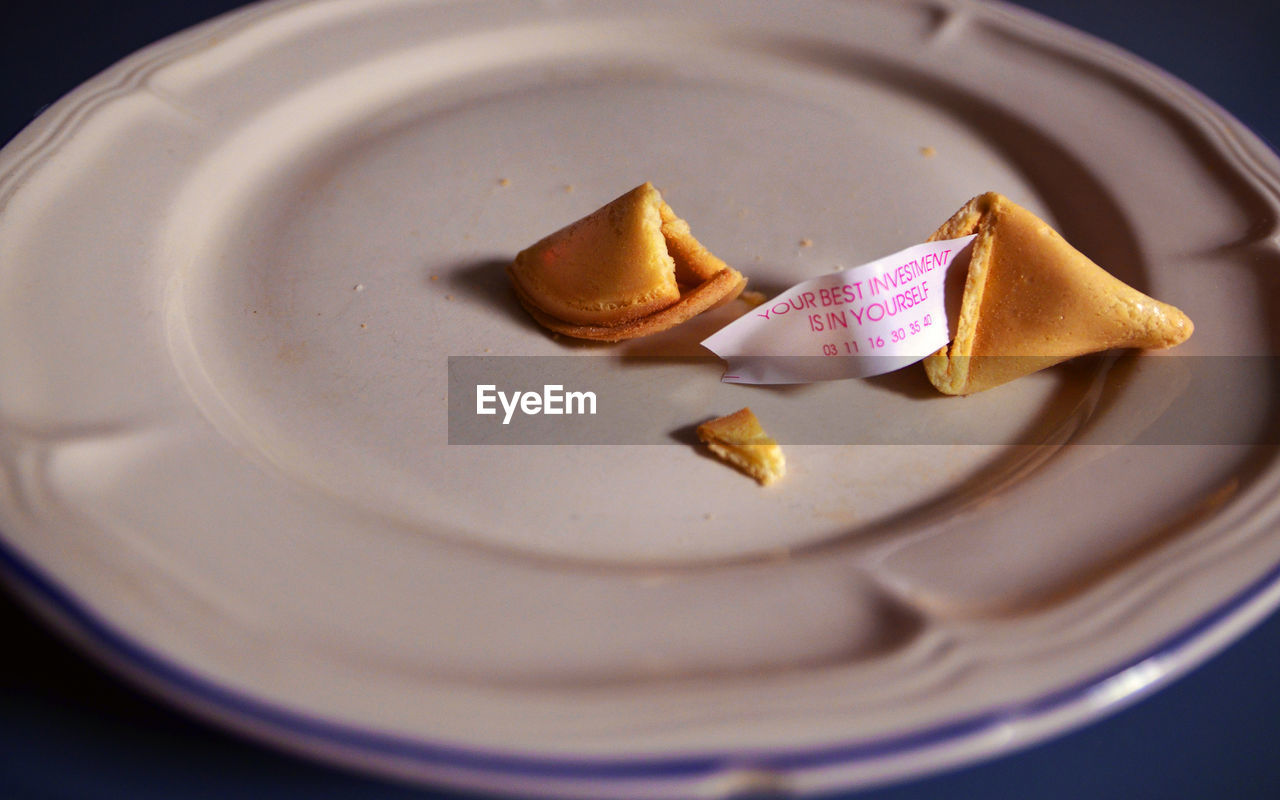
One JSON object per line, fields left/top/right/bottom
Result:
{"left": 3, "top": 0, "right": 1280, "bottom": 797}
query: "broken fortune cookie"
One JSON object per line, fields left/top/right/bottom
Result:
{"left": 924, "top": 192, "right": 1193, "bottom": 395}
{"left": 508, "top": 183, "right": 747, "bottom": 341}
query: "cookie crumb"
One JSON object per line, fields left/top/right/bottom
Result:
{"left": 920, "top": 145, "right": 937, "bottom": 158}
{"left": 498, "top": 177, "right": 511, "bottom": 187}
{"left": 696, "top": 407, "right": 785, "bottom": 486}
{"left": 799, "top": 238, "right": 813, "bottom": 248}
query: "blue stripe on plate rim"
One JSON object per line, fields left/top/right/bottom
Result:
{"left": 1, "top": 526, "right": 1279, "bottom": 786}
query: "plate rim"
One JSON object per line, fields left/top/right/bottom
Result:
{"left": 2, "top": 521, "right": 1279, "bottom": 796}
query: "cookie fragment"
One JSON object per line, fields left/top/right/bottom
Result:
{"left": 696, "top": 407, "right": 785, "bottom": 486}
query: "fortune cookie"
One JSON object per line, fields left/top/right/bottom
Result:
{"left": 508, "top": 183, "right": 747, "bottom": 341}
{"left": 923, "top": 193, "right": 1193, "bottom": 395}
{"left": 696, "top": 407, "right": 786, "bottom": 486}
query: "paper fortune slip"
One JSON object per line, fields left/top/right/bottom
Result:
{"left": 701, "top": 236, "right": 975, "bottom": 384}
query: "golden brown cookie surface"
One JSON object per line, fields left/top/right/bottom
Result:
{"left": 924, "top": 193, "right": 1193, "bottom": 395}
{"left": 508, "top": 183, "right": 746, "bottom": 341}
{"left": 696, "top": 407, "right": 786, "bottom": 486}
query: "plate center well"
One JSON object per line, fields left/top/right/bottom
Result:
{"left": 170, "top": 49, "right": 1100, "bottom": 564}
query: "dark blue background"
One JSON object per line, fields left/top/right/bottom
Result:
{"left": 2, "top": 2, "right": 1278, "bottom": 798}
